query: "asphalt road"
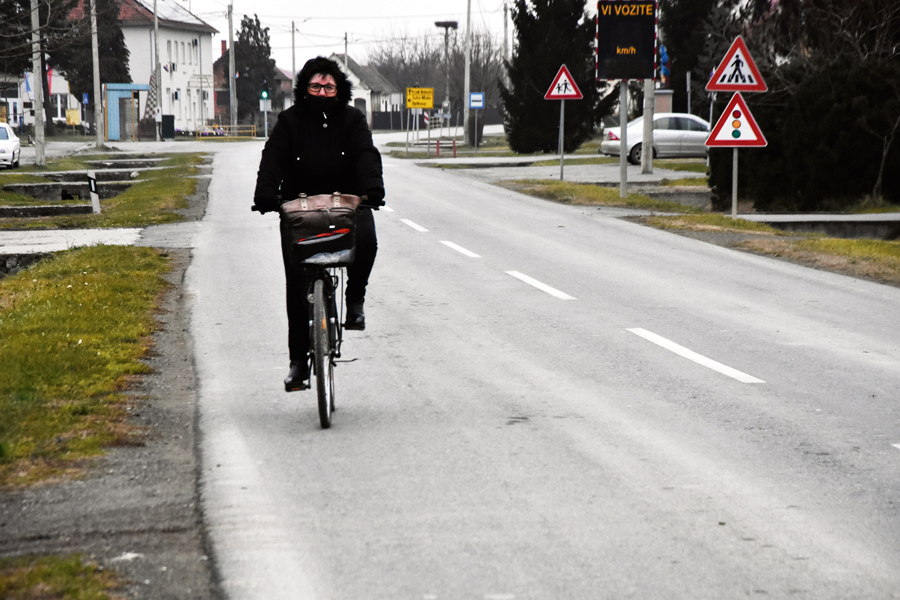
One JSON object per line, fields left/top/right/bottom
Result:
{"left": 189, "top": 142, "right": 900, "bottom": 599}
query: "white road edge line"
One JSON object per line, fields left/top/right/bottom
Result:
{"left": 400, "top": 218, "right": 428, "bottom": 232}
{"left": 627, "top": 328, "right": 766, "bottom": 384}
{"left": 382, "top": 206, "right": 394, "bottom": 212}
{"left": 893, "top": 444, "right": 900, "bottom": 451}
{"left": 440, "top": 240, "right": 481, "bottom": 258}
{"left": 506, "top": 271, "right": 575, "bottom": 300}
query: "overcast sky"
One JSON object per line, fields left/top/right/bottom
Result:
{"left": 182, "top": 0, "right": 517, "bottom": 76}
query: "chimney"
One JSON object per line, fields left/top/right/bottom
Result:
{"left": 221, "top": 41, "right": 227, "bottom": 56}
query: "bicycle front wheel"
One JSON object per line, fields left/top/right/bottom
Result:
{"left": 312, "top": 278, "right": 335, "bottom": 428}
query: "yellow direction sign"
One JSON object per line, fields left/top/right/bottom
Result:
{"left": 406, "top": 87, "right": 434, "bottom": 109}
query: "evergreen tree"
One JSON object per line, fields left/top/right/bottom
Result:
{"left": 500, "top": 0, "right": 597, "bottom": 154}
{"left": 53, "top": 0, "right": 131, "bottom": 115}
{"left": 657, "top": 0, "right": 721, "bottom": 115}
{"left": 229, "top": 14, "right": 277, "bottom": 123}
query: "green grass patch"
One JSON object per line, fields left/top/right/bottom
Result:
{"left": 530, "top": 156, "right": 618, "bottom": 167}
{"left": 661, "top": 177, "right": 709, "bottom": 187}
{"left": 497, "top": 179, "right": 703, "bottom": 213}
{"left": 794, "top": 237, "right": 900, "bottom": 268}
{"left": 641, "top": 213, "right": 786, "bottom": 234}
{"left": 656, "top": 159, "right": 708, "bottom": 173}
{"left": 0, "top": 153, "right": 206, "bottom": 229}
{"left": 0, "top": 245, "right": 170, "bottom": 487}
{"left": 0, "top": 554, "right": 121, "bottom": 599}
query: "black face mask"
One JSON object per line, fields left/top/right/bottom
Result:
{"left": 306, "top": 95, "right": 338, "bottom": 110}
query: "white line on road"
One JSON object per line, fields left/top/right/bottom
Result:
{"left": 440, "top": 240, "right": 481, "bottom": 258}
{"left": 506, "top": 271, "right": 575, "bottom": 300}
{"left": 382, "top": 206, "right": 394, "bottom": 212}
{"left": 627, "top": 328, "right": 766, "bottom": 384}
{"left": 893, "top": 444, "right": 900, "bottom": 451}
{"left": 400, "top": 218, "right": 428, "bottom": 232}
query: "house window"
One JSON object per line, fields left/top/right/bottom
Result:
{"left": 167, "top": 40, "right": 172, "bottom": 63}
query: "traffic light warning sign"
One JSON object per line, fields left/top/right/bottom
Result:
{"left": 706, "top": 92, "right": 767, "bottom": 147}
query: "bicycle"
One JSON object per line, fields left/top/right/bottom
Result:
{"left": 254, "top": 193, "right": 381, "bottom": 428}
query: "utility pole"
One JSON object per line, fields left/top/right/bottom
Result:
{"left": 503, "top": 1, "right": 509, "bottom": 87}
{"left": 343, "top": 33, "right": 348, "bottom": 72}
{"left": 291, "top": 21, "right": 295, "bottom": 85}
{"left": 29, "top": 0, "right": 44, "bottom": 165}
{"left": 463, "top": 0, "right": 472, "bottom": 146}
{"left": 154, "top": 0, "right": 160, "bottom": 141}
{"left": 434, "top": 21, "right": 457, "bottom": 121}
{"left": 90, "top": 0, "right": 102, "bottom": 147}
{"left": 228, "top": 2, "right": 236, "bottom": 131}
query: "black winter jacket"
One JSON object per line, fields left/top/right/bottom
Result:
{"left": 254, "top": 79, "right": 384, "bottom": 204}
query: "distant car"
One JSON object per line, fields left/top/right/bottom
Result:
{"left": 0, "top": 122, "right": 21, "bottom": 169}
{"left": 599, "top": 112, "right": 710, "bottom": 165}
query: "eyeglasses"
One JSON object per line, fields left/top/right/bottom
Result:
{"left": 307, "top": 83, "right": 337, "bottom": 94}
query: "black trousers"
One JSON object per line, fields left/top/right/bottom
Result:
{"left": 282, "top": 208, "right": 377, "bottom": 362}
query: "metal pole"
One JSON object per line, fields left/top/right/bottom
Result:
{"left": 343, "top": 33, "right": 348, "bottom": 73}
{"left": 732, "top": 147, "right": 738, "bottom": 217}
{"left": 619, "top": 80, "right": 628, "bottom": 198}
{"left": 641, "top": 79, "right": 654, "bottom": 173}
{"left": 228, "top": 3, "right": 236, "bottom": 131}
{"left": 558, "top": 100, "right": 565, "bottom": 180}
{"left": 463, "top": 0, "right": 471, "bottom": 146}
{"left": 198, "top": 39, "right": 204, "bottom": 129}
{"left": 153, "top": 0, "right": 160, "bottom": 141}
{"left": 90, "top": 0, "right": 102, "bottom": 147}
{"left": 29, "top": 0, "right": 45, "bottom": 165}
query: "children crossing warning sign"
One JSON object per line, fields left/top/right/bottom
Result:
{"left": 544, "top": 65, "right": 583, "bottom": 100}
{"left": 706, "top": 36, "right": 767, "bottom": 92}
{"left": 706, "top": 93, "right": 767, "bottom": 147}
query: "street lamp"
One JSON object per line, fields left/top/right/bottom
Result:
{"left": 434, "top": 21, "right": 458, "bottom": 119}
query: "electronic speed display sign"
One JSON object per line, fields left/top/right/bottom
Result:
{"left": 595, "top": 0, "right": 657, "bottom": 80}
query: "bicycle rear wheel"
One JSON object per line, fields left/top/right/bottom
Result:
{"left": 312, "top": 278, "right": 335, "bottom": 428}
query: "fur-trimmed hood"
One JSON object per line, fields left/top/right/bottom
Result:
{"left": 294, "top": 56, "right": 353, "bottom": 107}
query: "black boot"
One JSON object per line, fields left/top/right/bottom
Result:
{"left": 284, "top": 358, "right": 310, "bottom": 392}
{"left": 345, "top": 298, "right": 365, "bottom": 330}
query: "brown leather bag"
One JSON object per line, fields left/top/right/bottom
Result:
{"left": 279, "top": 192, "right": 360, "bottom": 267}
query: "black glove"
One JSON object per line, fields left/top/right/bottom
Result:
{"left": 361, "top": 188, "right": 386, "bottom": 208}
{"left": 253, "top": 195, "right": 280, "bottom": 214}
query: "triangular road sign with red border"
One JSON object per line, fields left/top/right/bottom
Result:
{"left": 545, "top": 64, "right": 583, "bottom": 100}
{"left": 706, "top": 93, "right": 767, "bottom": 147}
{"left": 706, "top": 36, "right": 767, "bottom": 92}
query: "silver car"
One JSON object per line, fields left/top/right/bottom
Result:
{"left": 599, "top": 112, "right": 710, "bottom": 165}
{"left": 0, "top": 122, "right": 21, "bottom": 169}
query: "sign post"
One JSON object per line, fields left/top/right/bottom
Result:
{"left": 406, "top": 87, "right": 434, "bottom": 155}
{"left": 544, "top": 65, "right": 583, "bottom": 180}
{"left": 705, "top": 37, "right": 768, "bottom": 216}
{"left": 468, "top": 92, "right": 484, "bottom": 151}
{"left": 595, "top": 0, "right": 658, "bottom": 195}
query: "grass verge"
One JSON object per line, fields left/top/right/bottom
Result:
{"left": 496, "top": 179, "right": 704, "bottom": 213}
{"left": 0, "top": 153, "right": 206, "bottom": 229}
{"left": 0, "top": 245, "right": 170, "bottom": 488}
{"left": 0, "top": 554, "right": 122, "bottom": 600}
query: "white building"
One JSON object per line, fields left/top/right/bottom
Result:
{"left": 117, "top": 0, "right": 217, "bottom": 132}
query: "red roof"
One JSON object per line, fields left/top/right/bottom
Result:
{"left": 69, "top": 0, "right": 217, "bottom": 33}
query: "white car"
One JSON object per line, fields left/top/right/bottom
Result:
{"left": 0, "top": 122, "right": 21, "bottom": 169}
{"left": 599, "top": 112, "right": 710, "bottom": 165}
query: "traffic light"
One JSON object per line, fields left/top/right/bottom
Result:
{"left": 261, "top": 80, "right": 269, "bottom": 99}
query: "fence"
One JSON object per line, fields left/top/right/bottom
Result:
{"left": 196, "top": 124, "right": 257, "bottom": 140}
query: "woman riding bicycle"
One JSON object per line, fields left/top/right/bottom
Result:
{"left": 253, "top": 56, "right": 385, "bottom": 391}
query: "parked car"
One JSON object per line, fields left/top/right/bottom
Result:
{"left": 0, "top": 122, "right": 21, "bottom": 169}
{"left": 599, "top": 112, "right": 710, "bottom": 165}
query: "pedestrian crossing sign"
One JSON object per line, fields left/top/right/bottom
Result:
{"left": 706, "top": 93, "right": 767, "bottom": 147}
{"left": 706, "top": 36, "right": 767, "bottom": 93}
{"left": 545, "top": 65, "right": 583, "bottom": 100}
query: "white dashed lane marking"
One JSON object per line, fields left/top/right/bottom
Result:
{"left": 440, "top": 240, "right": 481, "bottom": 258}
{"left": 506, "top": 271, "right": 575, "bottom": 300}
{"left": 400, "top": 218, "right": 429, "bottom": 232}
{"left": 628, "top": 328, "right": 765, "bottom": 384}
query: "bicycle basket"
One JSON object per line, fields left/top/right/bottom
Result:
{"left": 280, "top": 193, "right": 359, "bottom": 267}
